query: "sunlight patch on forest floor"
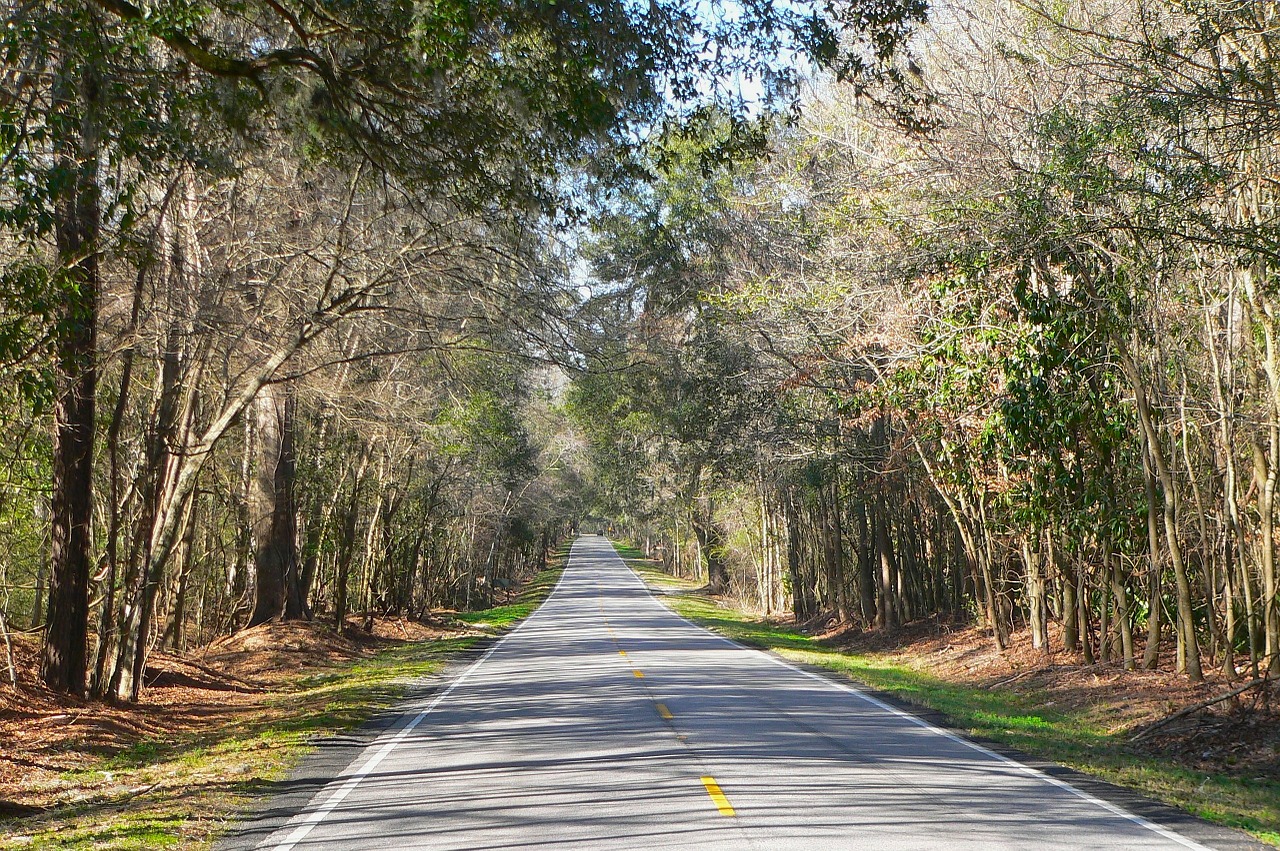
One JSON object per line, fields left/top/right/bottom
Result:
{"left": 619, "top": 547, "right": 1280, "bottom": 847}
{"left": 0, "top": 553, "right": 568, "bottom": 850}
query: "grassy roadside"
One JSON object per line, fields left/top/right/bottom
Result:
{"left": 613, "top": 543, "right": 1280, "bottom": 847}
{"left": 0, "top": 556, "right": 567, "bottom": 851}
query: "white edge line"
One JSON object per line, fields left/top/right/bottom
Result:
{"left": 263, "top": 548, "right": 578, "bottom": 851}
{"left": 612, "top": 545, "right": 1213, "bottom": 851}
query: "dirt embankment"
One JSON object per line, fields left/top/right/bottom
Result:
{"left": 807, "top": 613, "right": 1279, "bottom": 781}
{"left": 0, "top": 615, "right": 463, "bottom": 820}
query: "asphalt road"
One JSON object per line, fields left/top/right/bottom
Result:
{"left": 230, "top": 535, "right": 1258, "bottom": 850}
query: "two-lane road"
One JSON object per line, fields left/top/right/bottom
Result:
{"left": 231, "top": 536, "right": 1253, "bottom": 850}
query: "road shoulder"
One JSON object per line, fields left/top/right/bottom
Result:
{"left": 618, "top": 547, "right": 1273, "bottom": 851}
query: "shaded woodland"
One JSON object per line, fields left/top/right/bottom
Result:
{"left": 6, "top": 0, "right": 1280, "bottom": 711}
{"left": 0, "top": 0, "right": 906, "bottom": 701}
{"left": 571, "top": 0, "right": 1280, "bottom": 683}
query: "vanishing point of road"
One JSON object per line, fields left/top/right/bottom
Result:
{"left": 228, "top": 536, "right": 1258, "bottom": 850}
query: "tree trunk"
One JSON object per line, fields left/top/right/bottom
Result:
{"left": 1055, "top": 533, "right": 1079, "bottom": 652}
{"left": 91, "top": 258, "right": 147, "bottom": 697}
{"left": 1253, "top": 436, "right": 1280, "bottom": 675}
{"left": 785, "top": 490, "right": 811, "bottom": 619}
{"left": 823, "top": 477, "right": 849, "bottom": 621}
{"left": 1078, "top": 559, "right": 1095, "bottom": 665}
{"left": 874, "top": 497, "right": 899, "bottom": 630}
{"left": 692, "top": 507, "right": 728, "bottom": 593}
{"left": 166, "top": 494, "right": 200, "bottom": 652}
{"left": 1141, "top": 442, "right": 1163, "bottom": 670}
{"left": 298, "top": 414, "right": 336, "bottom": 617}
{"left": 333, "top": 468, "right": 363, "bottom": 633}
{"left": 42, "top": 57, "right": 102, "bottom": 696}
{"left": 1108, "top": 538, "right": 1135, "bottom": 670}
{"left": 1023, "top": 534, "right": 1048, "bottom": 650}
{"left": 1124, "top": 348, "right": 1201, "bottom": 681}
{"left": 249, "top": 382, "right": 306, "bottom": 625}
{"left": 856, "top": 499, "right": 875, "bottom": 624}
{"left": 109, "top": 323, "right": 190, "bottom": 702}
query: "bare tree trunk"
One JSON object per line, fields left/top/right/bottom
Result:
{"left": 1055, "top": 533, "right": 1079, "bottom": 653}
{"left": 1023, "top": 533, "right": 1048, "bottom": 650}
{"left": 1078, "top": 559, "right": 1095, "bottom": 665}
{"left": 0, "top": 558, "right": 16, "bottom": 685}
{"left": 1107, "top": 537, "right": 1134, "bottom": 670}
{"left": 692, "top": 507, "right": 729, "bottom": 594}
{"left": 109, "top": 322, "right": 191, "bottom": 702}
{"left": 1241, "top": 278, "right": 1280, "bottom": 673}
{"left": 856, "top": 498, "right": 875, "bottom": 624}
{"left": 823, "top": 476, "right": 849, "bottom": 621}
{"left": 298, "top": 415, "right": 338, "bottom": 617}
{"left": 0, "top": 608, "right": 15, "bottom": 686}
{"left": 361, "top": 458, "right": 388, "bottom": 622}
{"left": 785, "top": 490, "right": 811, "bottom": 619}
{"left": 42, "top": 56, "right": 101, "bottom": 696}
{"left": 977, "top": 497, "right": 1007, "bottom": 650}
{"left": 248, "top": 382, "right": 306, "bottom": 625}
{"left": 1140, "top": 438, "right": 1163, "bottom": 669}
{"left": 1206, "top": 277, "right": 1243, "bottom": 677}
{"left": 1124, "top": 347, "right": 1201, "bottom": 680}
{"left": 333, "top": 455, "right": 367, "bottom": 633}
{"left": 874, "top": 496, "right": 899, "bottom": 630}
{"left": 166, "top": 494, "right": 200, "bottom": 651}
{"left": 91, "top": 258, "right": 148, "bottom": 696}
{"left": 1250, "top": 435, "right": 1279, "bottom": 674}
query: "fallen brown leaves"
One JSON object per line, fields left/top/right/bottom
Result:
{"left": 814, "top": 615, "right": 1280, "bottom": 781}
{"left": 0, "top": 615, "right": 455, "bottom": 821}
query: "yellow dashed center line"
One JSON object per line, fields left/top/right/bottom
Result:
{"left": 700, "top": 776, "right": 735, "bottom": 816}
{"left": 633, "top": 670, "right": 644, "bottom": 678}
{"left": 655, "top": 703, "right": 673, "bottom": 720}
{"left": 618, "top": 650, "right": 627, "bottom": 658}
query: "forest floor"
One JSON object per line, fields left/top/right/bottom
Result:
{"left": 615, "top": 545, "right": 1280, "bottom": 847}
{"left": 0, "top": 557, "right": 566, "bottom": 850}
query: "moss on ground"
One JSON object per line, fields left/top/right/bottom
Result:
{"left": 618, "top": 548, "right": 1280, "bottom": 847}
